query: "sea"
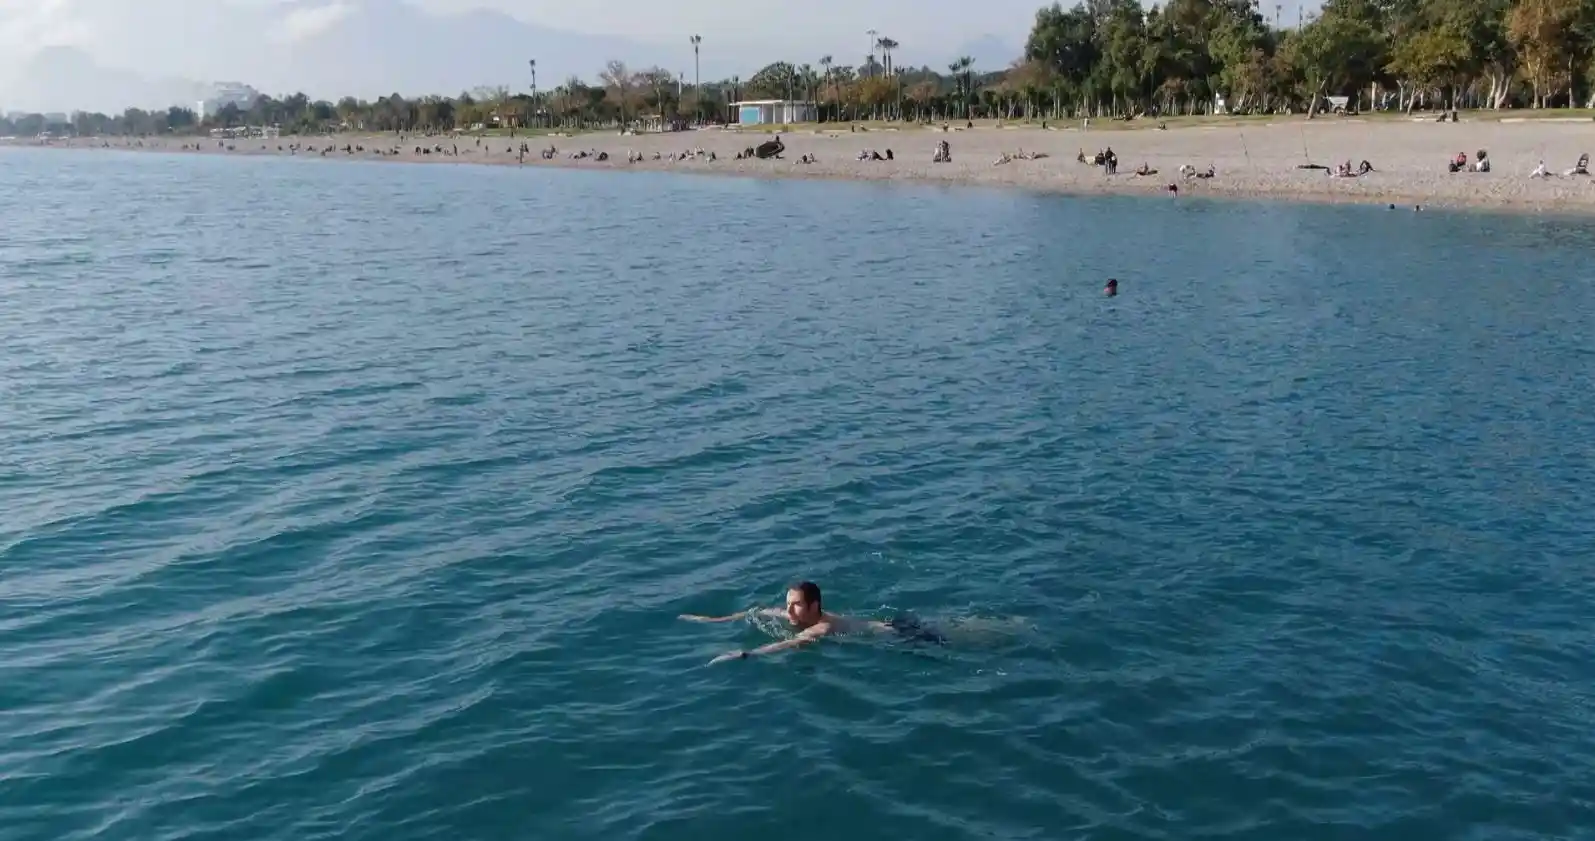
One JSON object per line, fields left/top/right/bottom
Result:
{"left": 3, "top": 147, "right": 1594, "bottom": 841}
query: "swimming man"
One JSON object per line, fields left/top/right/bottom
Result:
{"left": 680, "top": 581, "right": 943, "bottom": 665}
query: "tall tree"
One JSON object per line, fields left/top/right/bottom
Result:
{"left": 1507, "top": 0, "right": 1584, "bottom": 105}
{"left": 1283, "top": 6, "right": 1385, "bottom": 115}
{"left": 1026, "top": 4, "right": 1098, "bottom": 114}
{"left": 600, "top": 61, "right": 633, "bottom": 126}
{"left": 745, "top": 61, "right": 799, "bottom": 99}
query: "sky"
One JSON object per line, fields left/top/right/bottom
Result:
{"left": 0, "top": 0, "right": 1047, "bottom": 113}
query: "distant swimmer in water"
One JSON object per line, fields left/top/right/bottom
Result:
{"left": 680, "top": 581, "right": 945, "bottom": 664}
{"left": 1104, "top": 278, "right": 1118, "bottom": 297}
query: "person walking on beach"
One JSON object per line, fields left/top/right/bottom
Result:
{"left": 680, "top": 581, "right": 944, "bottom": 664}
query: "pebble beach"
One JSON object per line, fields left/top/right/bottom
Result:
{"left": 13, "top": 116, "right": 1595, "bottom": 212}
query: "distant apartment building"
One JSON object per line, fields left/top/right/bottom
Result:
{"left": 197, "top": 83, "right": 261, "bottom": 120}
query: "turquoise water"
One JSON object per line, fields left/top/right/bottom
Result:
{"left": 4, "top": 147, "right": 1595, "bottom": 841}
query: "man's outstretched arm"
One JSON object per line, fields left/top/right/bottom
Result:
{"left": 708, "top": 626, "right": 827, "bottom": 665}
{"left": 680, "top": 607, "right": 782, "bottom": 623}
{"left": 679, "top": 610, "right": 750, "bottom": 623}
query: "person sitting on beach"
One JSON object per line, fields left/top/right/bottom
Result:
{"left": 681, "top": 581, "right": 945, "bottom": 665}
{"left": 1532, "top": 160, "right": 1549, "bottom": 178}
{"left": 1135, "top": 163, "right": 1157, "bottom": 176}
{"left": 1565, "top": 153, "right": 1589, "bottom": 176}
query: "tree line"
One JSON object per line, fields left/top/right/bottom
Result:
{"left": 4, "top": 0, "right": 1592, "bottom": 139}
{"left": 1014, "top": 0, "right": 1594, "bottom": 117}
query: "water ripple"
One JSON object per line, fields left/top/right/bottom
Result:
{"left": 2, "top": 149, "right": 1595, "bottom": 841}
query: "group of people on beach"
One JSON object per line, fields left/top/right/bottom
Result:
{"left": 1447, "top": 148, "right": 1592, "bottom": 178}
{"left": 1528, "top": 153, "right": 1589, "bottom": 178}
{"left": 39, "top": 127, "right": 1595, "bottom": 212}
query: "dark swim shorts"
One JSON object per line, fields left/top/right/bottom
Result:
{"left": 886, "top": 614, "right": 947, "bottom": 645}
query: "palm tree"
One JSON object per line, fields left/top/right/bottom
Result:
{"left": 819, "top": 55, "right": 834, "bottom": 121}
{"left": 876, "top": 37, "right": 900, "bottom": 119}
{"left": 876, "top": 37, "right": 897, "bottom": 76}
{"left": 690, "top": 35, "right": 702, "bottom": 122}
{"left": 950, "top": 56, "right": 975, "bottom": 119}
{"left": 866, "top": 29, "right": 878, "bottom": 77}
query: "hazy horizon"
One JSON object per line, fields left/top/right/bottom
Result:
{"left": 0, "top": 0, "right": 1049, "bottom": 114}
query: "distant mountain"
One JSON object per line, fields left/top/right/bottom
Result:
{"left": 264, "top": 0, "right": 682, "bottom": 100}
{"left": 0, "top": 0, "right": 998, "bottom": 113}
{"left": 1, "top": 47, "right": 209, "bottom": 114}
{"left": 0, "top": 1, "right": 688, "bottom": 113}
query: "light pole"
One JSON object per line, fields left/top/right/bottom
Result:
{"left": 690, "top": 35, "right": 702, "bottom": 124}
{"left": 528, "top": 59, "right": 538, "bottom": 128}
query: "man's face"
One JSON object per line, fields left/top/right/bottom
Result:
{"left": 785, "top": 589, "right": 819, "bottom": 627}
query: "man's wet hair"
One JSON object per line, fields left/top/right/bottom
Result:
{"left": 790, "top": 581, "right": 822, "bottom": 609}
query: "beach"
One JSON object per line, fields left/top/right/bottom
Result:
{"left": 13, "top": 116, "right": 1595, "bottom": 212}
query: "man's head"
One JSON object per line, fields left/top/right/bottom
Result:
{"left": 785, "top": 581, "right": 823, "bottom": 627}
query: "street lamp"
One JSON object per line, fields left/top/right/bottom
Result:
{"left": 528, "top": 59, "right": 538, "bottom": 128}
{"left": 690, "top": 35, "right": 702, "bottom": 124}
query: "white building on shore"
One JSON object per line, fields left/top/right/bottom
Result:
{"left": 732, "top": 100, "right": 816, "bottom": 126}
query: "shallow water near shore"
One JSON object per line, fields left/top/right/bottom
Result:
{"left": 4, "top": 147, "right": 1595, "bottom": 841}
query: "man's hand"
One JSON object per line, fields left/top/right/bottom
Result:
{"left": 708, "top": 650, "right": 748, "bottom": 665}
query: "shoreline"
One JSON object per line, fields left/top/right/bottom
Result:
{"left": 10, "top": 120, "right": 1595, "bottom": 215}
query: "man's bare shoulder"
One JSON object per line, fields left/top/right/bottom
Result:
{"left": 817, "top": 614, "right": 888, "bottom": 636}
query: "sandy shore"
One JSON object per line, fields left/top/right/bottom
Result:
{"left": 12, "top": 117, "right": 1595, "bottom": 212}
